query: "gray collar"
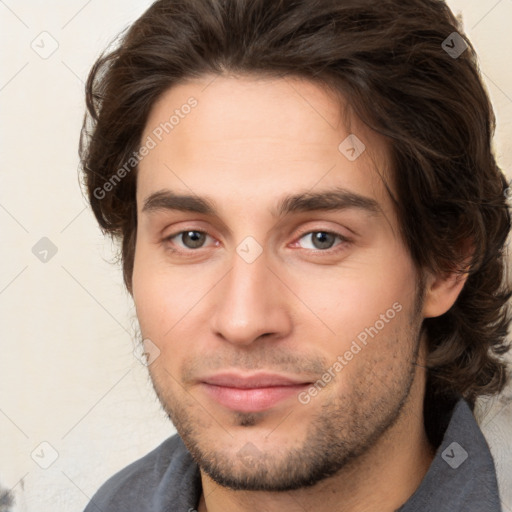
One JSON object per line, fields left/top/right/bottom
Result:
{"left": 397, "top": 399, "right": 501, "bottom": 511}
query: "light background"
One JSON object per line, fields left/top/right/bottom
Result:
{"left": 0, "top": 1, "right": 511, "bottom": 511}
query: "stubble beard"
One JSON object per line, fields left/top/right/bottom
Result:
{"left": 147, "top": 292, "right": 426, "bottom": 491}
{"left": 148, "top": 332, "right": 424, "bottom": 492}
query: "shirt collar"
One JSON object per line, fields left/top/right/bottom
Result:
{"left": 397, "top": 398, "right": 501, "bottom": 511}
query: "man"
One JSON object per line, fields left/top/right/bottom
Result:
{"left": 80, "top": 0, "right": 511, "bottom": 510}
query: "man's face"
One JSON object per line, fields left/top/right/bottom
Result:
{"left": 133, "top": 75, "right": 425, "bottom": 491}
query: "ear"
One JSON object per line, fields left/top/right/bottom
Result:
{"left": 422, "top": 269, "right": 469, "bottom": 319}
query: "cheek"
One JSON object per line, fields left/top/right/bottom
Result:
{"left": 132, "top": 242, "right": 172, "bottom": 337}
{"left": 289, "top": 251, "right": 416, "bottom": 346}
{"left": 133, "top": 270, "right": 183, "bottom": 338}
{"left": 132, "top": 243, "right": 215, "bottom": 347}
{"left": 132, "top": 271, "right": 190, "bottom": 378}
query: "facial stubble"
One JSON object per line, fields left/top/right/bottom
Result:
{"left": 146, "top": 293, "right": 426, "bottom": 491}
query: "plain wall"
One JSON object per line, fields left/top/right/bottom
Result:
{"left": 0, "top": 1, "right": 511, "bottom": 511}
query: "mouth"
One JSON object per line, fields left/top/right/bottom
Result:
{"left": 199, "top": 372, "right": 312, "bottom": 413}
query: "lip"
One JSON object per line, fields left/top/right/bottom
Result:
{"left": 199, "top": 372, "right": 312, "bottom": 413}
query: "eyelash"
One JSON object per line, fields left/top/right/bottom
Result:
{"left": 163, "top": 228, "right": 351, "bottom": 255}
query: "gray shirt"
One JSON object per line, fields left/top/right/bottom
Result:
{"left": 84, "top": 399, "right": 502, "bottom": 511}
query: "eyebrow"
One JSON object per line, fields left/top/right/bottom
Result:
{"left": 141, "top": 187, "right": 380, "bottom": 217}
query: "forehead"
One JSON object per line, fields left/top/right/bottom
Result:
{"left": 137, "top": 74, "right": 393, "bottom": 218}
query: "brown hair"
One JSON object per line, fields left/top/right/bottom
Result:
{"left": 80, "top": 0, "right": 511, "bottom": 436}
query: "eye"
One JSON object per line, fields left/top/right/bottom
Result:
{"left": 166, "top": 230, "right": 215, "bottom": 250}
{"left": 296, "top": 231, "right": 347, "bottom": 251}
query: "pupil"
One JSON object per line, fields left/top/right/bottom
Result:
{"left": 313, "top": 232, "right": 334, "bottom": 249}
{"left": 184, "top": 231, "right": 205, "bottom": 248}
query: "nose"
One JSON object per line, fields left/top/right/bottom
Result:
{"left": 210, "top": 246, "right": 293, "bottom": 346}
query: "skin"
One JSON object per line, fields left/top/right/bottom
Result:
{"left": 132, "top": 74, "right": 467, "bottom": 512}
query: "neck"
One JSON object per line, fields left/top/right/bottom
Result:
{"left": 198, "top": 368, "right": 435, "bottom": 512}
